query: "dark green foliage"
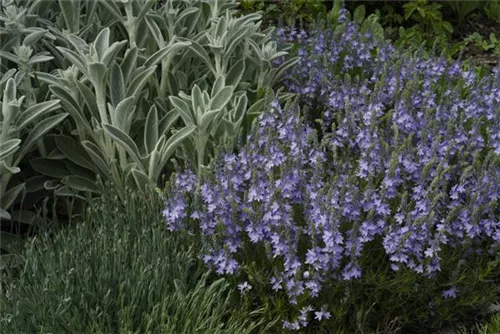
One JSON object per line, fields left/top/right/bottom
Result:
{"left": 0, "top": 185, "right": 259, "bottom": 333}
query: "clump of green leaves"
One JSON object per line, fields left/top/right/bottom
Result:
{"left": 0, "top": 76, "right": 66, "bottom": 253}
{"left": 0, "top": 186, "right": 261, "bottom": 333}
{"left": 484, "top": 0, "right": 500, "bottom": 24}
{"left": 403, "top": 0, "right": 453, "bottom": 35}
{"left": 239, "top": 0, "right": 328, "bottom": 27}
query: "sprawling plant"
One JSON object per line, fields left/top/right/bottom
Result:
{"left": 163, "top": 21, "right": 500, "bottom": 332}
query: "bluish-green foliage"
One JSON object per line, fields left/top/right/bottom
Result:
{"left": 0, "top": 185, "right": 263, "bottom": 333}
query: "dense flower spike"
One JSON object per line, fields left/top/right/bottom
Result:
{"left": 164, "top": 20, "right": 500, "bottom": 329}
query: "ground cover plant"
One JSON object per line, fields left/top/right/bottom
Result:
{"left": 163, "top": 12, "right": 500, "bottom": 333}
{"left": 0, "top": 184, "right": 269, "bottom": 333}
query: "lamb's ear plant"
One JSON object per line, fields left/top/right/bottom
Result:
{"left": 41, "top": 27, "right": 194, "bottom": 199}
{"left": 0, "top": 77, "right": 66, "bottom": 252}
{"left": 33, "top": 0, "right": 296, "bottom": 196}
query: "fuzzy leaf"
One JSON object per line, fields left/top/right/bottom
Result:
{"left": 14, "top": 113, "right": 68, "bottom": 166}
{"left": 16, "top": 100, "right": 60, "bottom": 129}
{"left": 0, "top": 139, "right": 21, "bottom": 160}
{"left": 110, "top": 62, "right": 125, "bottom": 107}
{"left": 210, "top": 86, "right": 233, "bottom": 111}
{"left": 103, "top": 124, "right": 144, "bottom": 170}
{"left": 170, "top": 96, "right": 194, "bottom": 125}
{"left": 1, "top": 183, "right": 25, "bottom": 211}
{"left": 62, "top": 175, "right": 99, "bottom": 193}
{"left": 0, "top": 209, "right": 11, "bottom": 220}
{"left": 144, "top": 105, "right": 159, "bottom": 153}
{"left": 30, "top": 158, "right": 71, "bottom": 179}
{"left": 55, "top": 135, "right": 95, "bottom": 171}
{"left": 82, "top": 141, "right": 112, "bottom": 180}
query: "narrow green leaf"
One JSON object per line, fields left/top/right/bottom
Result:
{"left": 200, "top": 109, "right": 221, "bottom": 134}
{"left": 144, "top": 105, "right": 158, "bottom": 153}
{"left": 120, "top": 47, "right": 138, "bottom": 84}
{"left": 211, "top": 75, "right": 226, "bottom": 97}
{"left": 272, "top": 57, "right": 300, "bottom": 85}
{"left": 147, "top": 136, "right": 164, "bottom": 181}
{"left": 50, "top": 85, "right": 93, "bottom": 135}
{"left": 158, "top": 110, "right": 179, "bottom": 136}
{"left": 112, "top": 96, "right": 136, "bottom": 131}
{"left": 25, "top": 175, "right": 51, "bottom": 192}
{"left": 62, "top": 175, "right": 99, "bottom": 193}
{"left": 170, "top": 96, "right": 194, "bottom": 125}
{"left": 14, "top": 113, "right": 68, "bottom": 166}
{"left": 125, "top": 66, "right": 157, "bottom": 99}
{"left": 192, "top": 85, "right": 205, "bottom": 119}
{"left": 30, "top": 158, "right": 71, "bottom": 178}
{"left": 353, "top": 5, "right": 366, "bottom": 24}
{"left": 1, "top": 183, "right": 25, "bottom": 210}
{"left": 159, "top": 125, "right": 195, "bottom": 168}
{"left": 65, "top": 160, "right": 96, "bottom": 180}
{"left": 82, "top": 141, "right": 112, "bottom": 180}
{"left": 94, "top": 27, "right": 110, "bottom": 60}
{"left": 130, "top": 168, "right": 150, "bottom": 191}
{"left": 0, "top": 139, "right": 21, "bottom": 160}
{"left": 35, "top": 72, "right": 65, "bottom": 87}
{"left": 76, "top": 81, "right": 99, "bottom": 119}
{"left": 0, "top": 209, "right": 11, "bottom": 220}
{"left": 23, "top": 29, "right": 50, "bottom": 46}
{"left": 210, "top": 86, "right": 233, "bottom": 111}
{"left": 98, "top": 0, "right": 124, "bottom": 23}
{"left": 16, "top": 100, "right": 60, "bottom": 129}
{"left": 226, "top": 59, "right": 246, "bottom": 88}
{"left": 103, "top": 124, "right": 144, "bottom": 170}
{"left": 188, "top": 42, "right": 215, "bottom": 74}
{"left": 54, "top": 135, "right": 95, "bottom": 171}
{"left": 88, "top": 62, "right": 107, "bottom": 87}
{"left": 144, "top": 41, "right": 191, "bottom": 68}
{"left": 58, "top": 0, "right": 80, "bottom": 32}
{"left": 110, "top": 62, "right": 125, "bottom": 107}
{"left": 56, "top": 47, "right": 88, "bottom": 76}
{"left": 101, "top": 41, "right": 127, "bottom": 68}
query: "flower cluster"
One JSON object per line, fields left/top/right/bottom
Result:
{"left": 164, "top": 22, "right": 500, "bottom": 330}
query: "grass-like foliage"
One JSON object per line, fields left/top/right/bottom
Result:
{"left": 0, "top": 185, "right": 260, "bottom": 333}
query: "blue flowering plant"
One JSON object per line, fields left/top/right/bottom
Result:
{"left": 162, "top": 20, "right": 500, "bottom": 333}
{"left": 163, "top": 96, "right": 500, "bottom": 331}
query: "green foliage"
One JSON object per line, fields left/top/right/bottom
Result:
{"left": 0, "top": 76, "right": 67, "bottom": 253}
{"left": 0, "top": 0, "right": 296, "bottom": 255}
{"left": 403, "top": 0, "right": 453, "bottom": 38}
{"left": 239, "top": 237, "right": 500, "bottom": 333}
{"left": 465, "top": 33, "right": 500, "bottom": 54}
{"left": 240, "top": 0, "right": 328, "bottom": 26}
{"left": 0, "top": 186, "right": 261, "bottom": 333}
{"left": 484, "top": 0, "right": 500, "bottom": 24}
{"left": 444, "top": 0, "right": 481, "bottom": 23}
